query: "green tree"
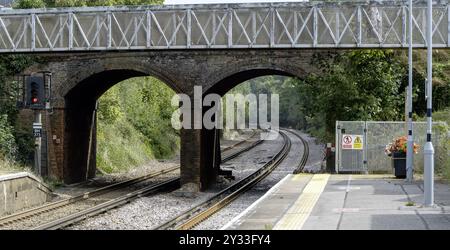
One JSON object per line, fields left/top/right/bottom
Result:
{"left": 0, "top": 55, "right": 36, "bottom": 164}
{"left": 15, "top": 0, "right": 163, "bottom": 8}
{"left": 297, "top": 50, "right": 405, "bottom": 141}
{"left": 14, "top": 0, "right": 45, "bottom": 8}
{"left": 97, "top": 87, "right": 123, "bottom": 124}
{"left": 0, "top": 115, "right": 17, "bottom": 159}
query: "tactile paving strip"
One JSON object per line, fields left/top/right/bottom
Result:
{"left": 273, "top": 174, "right": 330, "bottom": 230}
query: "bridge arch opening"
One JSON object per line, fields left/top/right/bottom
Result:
{"left": 63, "top": 69, "right": 179, "bottom": 184}
{"left": 205, "top": 68, "right": 294, "bottom": 97}
{"left": 201, "top": 68, "right": 304, "bottom": 186}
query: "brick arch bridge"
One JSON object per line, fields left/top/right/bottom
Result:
{"left": 25, "top": 49, "right": 318, "bottom": 191}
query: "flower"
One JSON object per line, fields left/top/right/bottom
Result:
{"left": 384, "top": 136, "right": 419, "bottom": 156}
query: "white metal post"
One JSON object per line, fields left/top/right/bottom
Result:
{"left": 424, "top": 0, "right": 435, "bottom": 206}
{"left": 34, "top": 110, "right": 42, "bottom": 175}
{"left": 406, "top": 0, "right": 414, "bottom": 182}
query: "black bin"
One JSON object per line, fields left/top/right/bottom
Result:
{"left": 392, "top": 152, "right": 406, "bottom": 178}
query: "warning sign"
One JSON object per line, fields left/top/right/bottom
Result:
{"left": 342, "top": 135, "right": 353, "bottom": 149}
{"left": 353, "top": 136, "right": 363, "bottom": 150}
{"left": 342, "top": 134, "right": 364, "bottom": 150}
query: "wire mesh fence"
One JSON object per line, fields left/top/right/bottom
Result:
{"left": 336, "top": 120, "right": 449, "bottom": 174}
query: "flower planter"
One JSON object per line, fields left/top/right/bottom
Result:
{"left": 392, "top": 152, "right": 406, "bottom": 178}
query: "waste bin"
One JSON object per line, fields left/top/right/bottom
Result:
{"left": 325, "top": 143, "right": 336, "bottom": 173}
{"left": 392, "top": 152, "right": 406, "bottom": 178}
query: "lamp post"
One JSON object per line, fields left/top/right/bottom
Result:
{"left": 406, "top": 0, "right": 414, "bottom": 182}
{"left": 424, "top": 0, "right": 435, "bottom": 207}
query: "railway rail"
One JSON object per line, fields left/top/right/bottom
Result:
{"left": 153, "top": 129, "right": 303, "bottom": 230}
{"left": 0, "top": 130, "right": 261, "bottom": 230}
{"left": 154, "top": 129, "right": 310, "bottom": 230}
{"left": 289, "top": 129, "right": 310, "bottom": 174}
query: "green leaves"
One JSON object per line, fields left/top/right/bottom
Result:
{"left": 14, "top": 0, "right": 46, "bottom": 9}
{"left": 15, "top": 0, "right": 164, "bottom": 8}
{"left": 286, "top": 50, "right": 406, "bottom": 142}
{"left": 97, "top": 87, "right": 124, "bottom": 123}
{"left": 0, "top": 55, "right": 36, "bottom": 165}
{"left": 96, "top": 76, "right": 179, "bottom": 173}
{"left": 0, "top": 115, "right": 17, "bottom": 159}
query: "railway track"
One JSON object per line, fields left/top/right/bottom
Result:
{"left": 0, "top": 130, "right": 261, "bottom": 230}
{"left": 288, "top": 129, "right": 310, "bottom": 174}
{"left": 153, "top": 130, "right": 293, "bottom": 230}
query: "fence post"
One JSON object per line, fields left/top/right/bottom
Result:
{"left": 363, "top": 121, "right": 368, "bottom": 174}
{"left": 335, "top": 121, "right": 339, "bottom": 173}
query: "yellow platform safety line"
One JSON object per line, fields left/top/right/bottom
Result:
{"left": 291, "top": 173, "right": 309, "bottom": 181}
{"left": 273, "top": 174, "right": 330, "bottom": 230}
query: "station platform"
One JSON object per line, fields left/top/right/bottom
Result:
{"left": 223, "top": 174, "right": 450, "bottom": 230}
{"left": 0, "top": 171, "right": 52, "bottom": 216}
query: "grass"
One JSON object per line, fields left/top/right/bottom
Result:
{"left": 433, "top": 108, "right": 450, "bottom": 181}
{"left": 405, "top": 201, "right": 416, "bottom": 207}
{"left": 432, "top": 109, "right": 450, "bottom": 182}
{"left": 433, "top": 108, "right": 450, "bottom": 125}
{"left": 417, "top": 108, "right": 450, "bottom": 182}
{"left": 96, "top": 119, "right": 154, "bottom": 174}
{"left": 0, "top": 157, "right": 30, "bottom": 173}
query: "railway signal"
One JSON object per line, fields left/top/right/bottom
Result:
{"left": 20, "top": 72, "right": 52, "bottom": 176}
{"left": 26, "top": 76, "right": 45, "bottom": 109}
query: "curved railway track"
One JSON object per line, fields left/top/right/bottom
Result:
{"left": 154, "top": 129, "right": 310, "bottom": 230}
{"left": 0, "top": 130, "right": 261, "bottom": 230}
{"left": 288, "top": 129, "right": 310, "bottom": 174}
{"left": 154, "top": 130, "right": 297, "bottom": 230}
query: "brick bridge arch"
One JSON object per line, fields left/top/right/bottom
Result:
{"left": 63, "top": 69, "right": 180, "bottom": 184}
{"left": 26, "top": 49, "right": 321, "bottom": 191}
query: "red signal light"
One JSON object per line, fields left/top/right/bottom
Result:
{"left": 32, "top": 97, "right": 39, "bottom": 104}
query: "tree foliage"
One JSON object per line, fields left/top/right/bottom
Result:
{"left": 15, "top": 0, "right": 163, "bottom": 8}
{"left": 0, "top": 55, "right": 36, "bottom": 164}
{"left": 299, "top": 50, "right": 406, "bottom": 141}
{"left": 0, "top": 115, "right": 16, "bottom": 159}
{"left": 14, "top": 0, "right": 45, "bottom": 8}
{"left": 96, "top": 76, "right": 179, "bottom": 173}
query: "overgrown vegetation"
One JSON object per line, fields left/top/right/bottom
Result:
{"left": 0, "top": 55, "right": 36, "bottom": 171}
{"left": 14, "top": 0, "right": 163, "bottom": 8}
{"left": 421, "top": 108, "right": 450, "bottom": 181}
{"left": 96, "top": 77, "right": 179, "bottom": 173}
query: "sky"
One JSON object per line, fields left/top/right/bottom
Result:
{"left": 165, "top": 0, "right": 307, "bottom": 4}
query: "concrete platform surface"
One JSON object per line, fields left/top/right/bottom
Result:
{"left": 0, "top": 172, "right": 52, "bottom": 217}
{"left": 223, "top": 174, "right": 450, "bottom": 230}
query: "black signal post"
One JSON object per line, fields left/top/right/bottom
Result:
{"left": 22, "top": 72, "right": 52, "bottom": 176}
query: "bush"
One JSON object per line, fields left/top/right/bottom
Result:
{"left": 96, "top": 76, "right": 179, "bottom": 173}
{"left": 433, "top": 109, "right": 450, "bottom": 181}
{"left": 97, "top": 119, "right": 152, "bottom": 173}
{"left": 15, "top": 0, "right": 163, "bottom": 8}
{"left": 0, "top": 115, "right": 17, "bottom": 159}
{"left": 14, "top": 0, "right": 46, "bottom": 8}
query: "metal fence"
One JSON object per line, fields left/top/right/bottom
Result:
{"left": 336, "top": 121, "right": 449, "bottom": 174}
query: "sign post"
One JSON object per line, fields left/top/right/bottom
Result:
{"left": 424, "top": 0, "right": 434, "bottom": 207}
{"left": 406, "top": 0, "right": 414, "bottom": 182}
{"left": 33, "top": 113, "right": 42, "bottom": 175}
{"left": 23, "top": 72, "right": 51, "bottom": 177}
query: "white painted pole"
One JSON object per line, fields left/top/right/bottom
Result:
{"left": 406, "top": 0, "right": 414, "bottom": 182}
{"left": 34, "top": 110, "right": 42, "bottom": 176}
{"left": 424, "top": 0, "right": 435, "bottom": 206}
